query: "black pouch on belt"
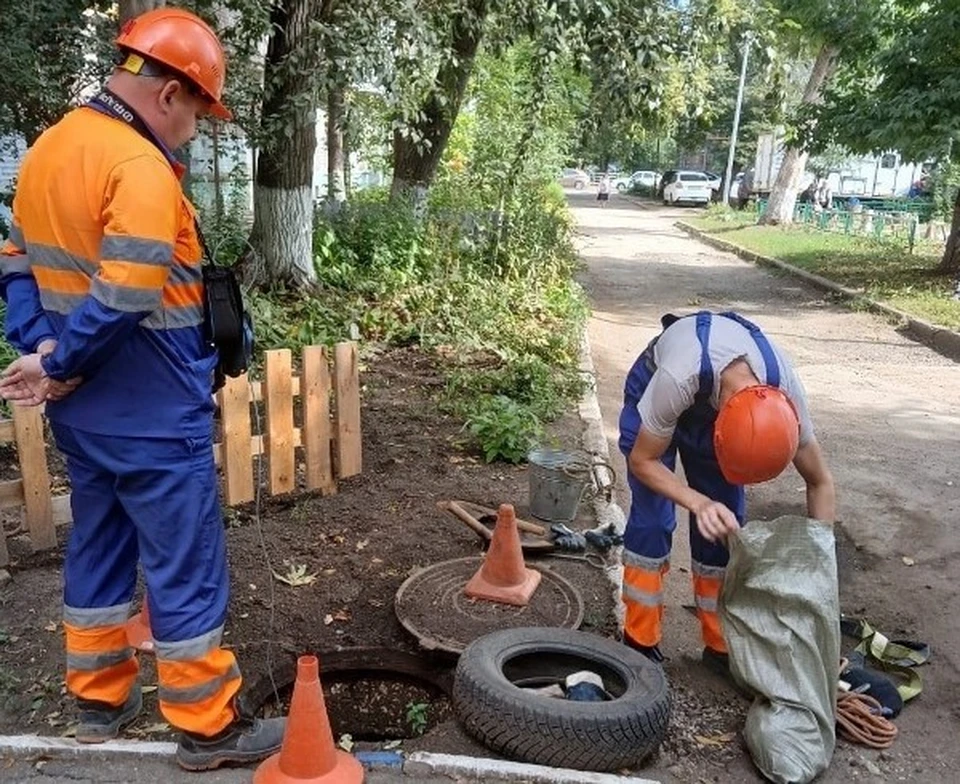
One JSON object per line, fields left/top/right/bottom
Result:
{"left": 197, "top": 225, "right": 255, "bottom": 391}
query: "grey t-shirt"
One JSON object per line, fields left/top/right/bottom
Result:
{"left": 637, "top": 315, "right": 815, "bottom": 445}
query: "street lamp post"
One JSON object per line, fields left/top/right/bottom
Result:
{"left": 722, "top": 35, "right": 753, "bottom": 207}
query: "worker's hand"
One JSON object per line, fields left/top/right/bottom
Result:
{"left": 0, "top": 354, "right": 81, "bottom": 406}
{"left": 36, "top": 339, "right": 57, "bottom": 357}
{"left": 692, "top": 498, "right": 740, "bottom": 543}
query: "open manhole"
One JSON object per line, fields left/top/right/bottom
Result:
{"left": 240, "top": 648, "right": 454, "bottom": 742}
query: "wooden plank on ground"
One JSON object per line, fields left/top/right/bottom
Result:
{"left": 218, "top": 374, "right": 255, "bottom": 504}
{"left": 264, "top": 349, "right": 295, "bottom": 495}
{"left": 334, "top": 341, "right": 362, "bottom": 478}
{"left": 302, "top": 346, "right": 336, "bottom": 495}
{"left": 12, "top": 407, "right": 56, "bottom": 551}
{"left": 0, "top": 479, "right": 24, "bottom": 509}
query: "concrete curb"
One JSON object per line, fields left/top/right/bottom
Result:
{"left": 675, "top": 221, "right": 960, "bottom": 362}
{"left": 0, "top": 737, "right": 661, "bottom": 782}
{"left": 578, "top": 328, "right": 627, "bottom": 628}
{"left": 405, "top": 751, "right": 660, "bottom": 783}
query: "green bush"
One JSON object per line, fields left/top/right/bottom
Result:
{"left": 466, "top": 394, "right": 542, "bottom": 463}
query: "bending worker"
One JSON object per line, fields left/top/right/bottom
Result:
{"left": 0, "top": 8, "right": 284, "bottom": 770}
{"left": 617, "top": 311, "right": 835, "bottom": 669}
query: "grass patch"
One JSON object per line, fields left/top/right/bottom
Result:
{"left": 687, "top": 217, "right": 960, "bottom": 330}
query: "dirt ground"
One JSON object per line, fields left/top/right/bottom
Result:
{"left": 1, "top": 190, "right": 958, "bottom": 784}
{"left": 578, "top": 192, "right": 960, "bottom": 783}
{"left": 0, "top": 347, "right": 617, "bottom": 756}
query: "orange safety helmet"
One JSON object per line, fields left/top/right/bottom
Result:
{"left": 714, "top": 385, "right": 800, "bottom": 485}
{"left": 116, "top": 7, "right": 231, "bottom": 121}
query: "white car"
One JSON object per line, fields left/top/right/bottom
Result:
{"left": 662, "top": 171, "right": 712, "bottom": 205}
{"left": 614, "top": 170, "right": 660, "bottom": 192}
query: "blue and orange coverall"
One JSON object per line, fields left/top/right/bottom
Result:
{"left": 0, "top": 97, "right": 240, "bottom": 736}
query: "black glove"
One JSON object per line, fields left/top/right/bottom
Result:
{"left": 584, "top": 522, "right": 624, "bottom": 552}
{"left": 550, "top": 523, "right": 587, "bottom": 552}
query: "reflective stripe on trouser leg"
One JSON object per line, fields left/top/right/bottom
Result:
{"left": 691, "top": 561, "right": 726, "bottom": 652}
{"left": 156, "top": 627, "right": 241, "bottom": 736}
{"left": 50, "top": 422, "right": 141, "bottom": 707}
{"left": 621, "top": 467, "right": 677, "bottom": 647}
{"left": 677, "top": 436, "right": 745, "bottom": 654}
{"left": 622, "top": 552, "right": 670, "bottom": 646}
{"left": 63, "top": 603, "right": 139, "bottom": 706}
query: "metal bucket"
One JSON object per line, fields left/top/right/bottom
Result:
{"left": 527, "top": 448, "right": 594, "bottom": 524}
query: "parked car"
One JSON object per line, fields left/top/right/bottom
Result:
{"left": 661, "top": 170, "right": 712, "bottom": 205}
{"left": 657, "top": 169, "right": 677, "bottom": 198}
{"left": 559, "top": 167, "right": 590, "bottom": 190}
{"left": 614, "top": 170, "right": 660, "bottom": 192}
{"left": 702, "top": 171, "right": 722, "bottom": 192}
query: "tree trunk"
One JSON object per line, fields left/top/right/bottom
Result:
{"left": 390, "top": 0, "right": 489, "bottom": 214}
{"left": 246, "top": 0, "right": 320, "bottom": 288}
{"left": 760, "top": 44, "right": 839, "bottom": 226}
{"left": 119, "top": 0, "right": 164, "bottom": 25}
{"left": 938, "top": 187, "right": 960, "bottom": 273}
{"left": 326, "top": 81, "right": 346, "bottom": 205}
{"left": 343, "top": 107, "right": 353, "bottom": 202}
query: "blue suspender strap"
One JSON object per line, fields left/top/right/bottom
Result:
{"left": 694, "top": 311, "right": 713, "bottom": 398}
{"left": 718, "top": 311, "right": 780, "bottom": 387}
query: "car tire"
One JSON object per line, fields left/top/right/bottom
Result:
{"left": 616, "top": 184, "right": 627, "bottom": 192}
{"left": 452, "top": 627, "right": 671, "bottom": 772}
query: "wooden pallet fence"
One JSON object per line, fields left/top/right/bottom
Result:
{"left": 0, "top": 342, "right": 362, "bottom": 565}
{"left": 213, "top": 343, "right": 362, "bottom": 504}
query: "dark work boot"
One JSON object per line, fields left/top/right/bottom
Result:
{"left": 175, "top": 715, "right": 286, "bottom": 771}
{"left": 702, "top": 647, "right": 753, "bottom": 698}
{"left": 623, "top": 635, "right": 665, "bottom": 664}
{"left": 76, "top": 683, "right": 143, "bottom": 744}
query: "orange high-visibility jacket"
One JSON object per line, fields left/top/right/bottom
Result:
{"left": 0, "top": 105, "right": 215, "bottom": 436}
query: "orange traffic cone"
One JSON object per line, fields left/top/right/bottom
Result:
{"left": 125, "top": 595, "right": 154, "bottom": 653}
{"left": 464, "top": 503, "right": 542, "bottom": 606}
{"left": 254, "top": 655, "right": 364, "bottom": 784}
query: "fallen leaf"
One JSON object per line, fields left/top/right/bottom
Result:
{"left": 338, "top": 733, "right": 354, "bottom": 752}
{"left": 370, "top": 558, "right": 383, "bottom": 565}
{"left": 695, "top": 732, "right": 736, "bottom": 748}
{"left": 141, "top": 685, "right": 158, "bottom": 694}
{"left": 273, "top": 564, "right": 318, "bottom": 587}
{"left": 356, "top": 539, "right": 369, "bottom": 551}
{"left": 44, "top": 622, "right": 58, "bottom": 632}
{"left": 383, "top": 740, "right": 402, "bottom": 749}
{"left": 902, "top": 556, "right": 915, "bottom": 566}
{"left": 323, "top": 568, "right": 337, "bottom": 576}
{"left": 324, "top": 614, "right": 334, "bottom": 626}
{"left": 332, "top": 609, "right": 351, "bottom": 622}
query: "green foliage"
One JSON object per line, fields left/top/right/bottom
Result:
{"left": 466, "top": 395, "right": 543, "bottom": 463}
{"left": 405, "top": 701, "right": 429, "bottom": 736}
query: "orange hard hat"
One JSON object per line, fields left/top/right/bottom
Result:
{"left": 116, "top": 7, "right": 231, "bottom": 121}
{"left": 714, "top": 385, "right": 800, "bottom": 485}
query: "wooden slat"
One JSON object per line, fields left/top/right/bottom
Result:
{"left": 0, "top": 420, "right": 16, "bottom": 444}
{"left": 213, "top": 429, "right": 302, "bottom": 465}
{"left": 0, "top": 479, "right": 24, "bottom": 509}
{"left": 302, "top": 346, "right": 336, "bottom": 495}
{"left": 264, "top": 349, "right": 296, "bottom": 495}
{"left": 13, "top": 407, "right": 56, "bottom": 551}
{"left": 218, "top": 374, "right": 255, "bottom": 505}
{"left": 334, "top": 341, "right": 362, "bottom": 478}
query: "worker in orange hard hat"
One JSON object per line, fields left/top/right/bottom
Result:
{"left": 0, "top": 7, "right": 283, "bottom": 771}
{"left": 617, "top": 311, "right": 834, "bottom": 673}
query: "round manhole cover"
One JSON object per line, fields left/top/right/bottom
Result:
{"left": 394, "top": 557, "right": 584, "bottom": 655}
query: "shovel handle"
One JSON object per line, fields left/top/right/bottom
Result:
{"left": 439, "top": 501, "right": 491, "bottom": 540}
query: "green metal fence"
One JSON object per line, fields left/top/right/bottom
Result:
{"left": 756, "top": 199, "right": 920, "bottom": 253}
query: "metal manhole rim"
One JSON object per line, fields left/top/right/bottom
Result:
{"left": 394, "top": 556, "right": 585, "bottom": 656}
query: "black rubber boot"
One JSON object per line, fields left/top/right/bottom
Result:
{"left": 75, "top": 683, "right": 143, "bottom": 744}
{"left": 623, "top": 635, "right": 665, "bottom": 664}
{"left": 175, "top": 716, "right": 286, "bottom": 771}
